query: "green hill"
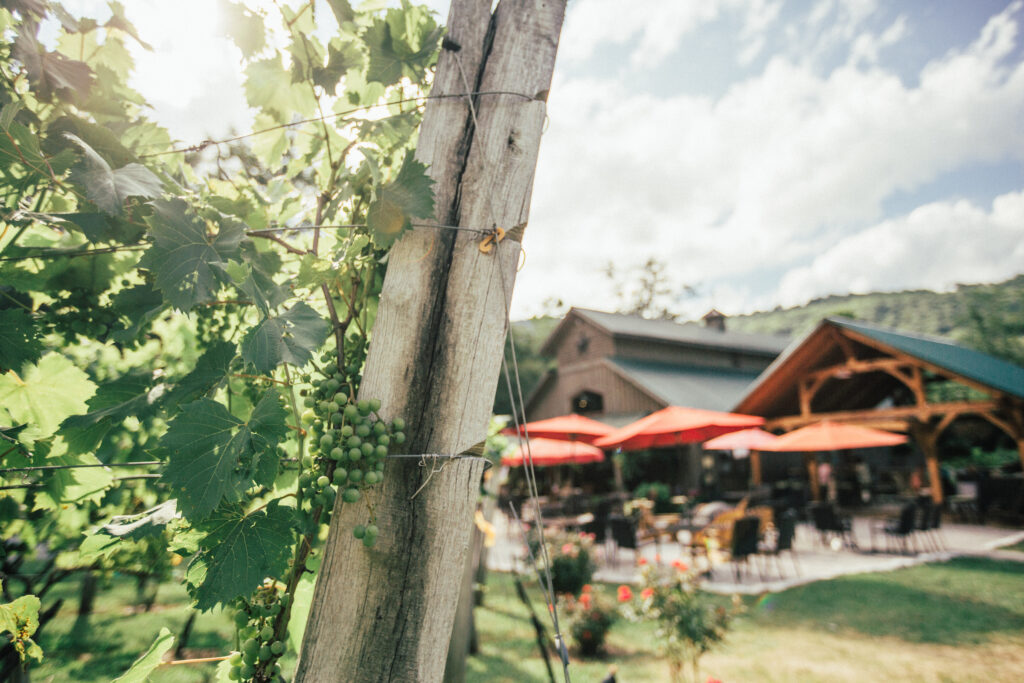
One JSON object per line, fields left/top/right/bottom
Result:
{"left": 496, "top": 275, "right": 1024, "bottom": 412}
{"left": 727, "top": 275, "right": 1024, "bottom": 358}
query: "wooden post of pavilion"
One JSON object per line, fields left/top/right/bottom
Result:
{"left": 805, "top": 453, "right": 821, "bottom": 501}
{"left": 909, "top": 420, "right": 944, "bottom": 505}
{"left": 749, "top": 449, "right": 762, "bottom": 487}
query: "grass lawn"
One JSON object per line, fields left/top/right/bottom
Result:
{"left": 469, "top": 557, "right": 1024, "bottom": 683}
{"left": 18, "top": 557, "right": 1024, "bottom": 682}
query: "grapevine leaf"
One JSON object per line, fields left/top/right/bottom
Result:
{"left": 160, "top": 399, "right": 244, "bottom": 521}
{"left": 101, "top": 500, "right": 179, "bottom": 540}
{"left": 60, "top": 372, "right": 155, "bottom": 453}
{"left": 326, "top": 0, "right": 355, "bottom": 25}
{"left": 244, "top": 55, "right": 314, "bottom": 121}
{"left": 138, "top": 198, "right": 245, "bottom": 311}
{"left": 64, "top": 133, "right": 162, "bottom": 215}
{"left": 110, "top": 282, "right": 167, "bottom": 344}
{"left": 58, "top": 212, "right": 115, "bottom": 242}
{"left": 241, "top": 302, "right": 330, "bottom": 373}
{"left": 364, "top": 8, "right": 442, "bottom": 86}
{"left": 12, "top": 30, "right": 93, "bottom": 101}
{"left": 0, "top": 309, "right": 43, "bottom": 372}
{"left": 161, "top": 391, "right": 287, "bottom": 520}
{"left": 186, "top": 502, "right": 296, "bottom": 610}
{"left": 0, "top": 593, "right": 43, "bottom": 663}
{"left": 112, "top": 627, "right": 174, "bottom": 683}
{"left": 0, "top": 353, "right": 96, "bottom": 446}
{"left": 222, "top": 1, "right": 267, "bottom": 59}
{"left": 366, "top": 153, "right": 434, "bottom": 247}
{"left": 164, "top": 341, "right": 236, "bottom": 409}
{"left": 33, "top": 449, "right": 113, "bottom": 510}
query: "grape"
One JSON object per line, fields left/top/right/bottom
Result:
{"left": 330, "top": 447, "right": 345, "bottom": 460}
{"left": 356, "top": 424, "right": 371, "bottom": 438}
{"left": 303, "top": 396, "right": 314, "bottom": 408}
{"left": 392, "top": 417, "right": 406, "bottom": 431}
{"left": 374, "top": 445, "right": 388, "bottom": 458}
{"left": 271, "top": 640, "right": 285, "bottom": 655}
{"left": 301, "top": 455, "right": 313, "bottom": 468}
{"left": 335, "top": 391, "right": 349, "bottom": 404}
{"left": 394, "top": 432, "right": 406, "bottom": 445}
{"left": 364, "top": 471, "right": 379, "bottom": 485}
{"left": 348, "top": 448, "right": 362, "bottom": 462}
{"left": 316, "top": 475, "right": 330, "bottom": 489}
{"left": 300, "top": 409, "right": 315, "bottom": 425}
{"left": 369, "top": 398, "right": 382, "bottom": 412}
{"left": 259, "top": 643, "right": 272, "bottom": 660}
{"left": 234, "top": 611, "right": 248, "bottom": 627}
{"left": 240, "top": 663, "right": 255, "bottom": 678}
{"left": 360, "top": 442, "right": 374, "bottom": 457}
{"left": 341, "top": 425, "right": 354, "bottom": 437}
{"left": 228, "top": 666, "right": 241, "bottom": 681}
{"left": 344, "top": 404, "right": 359, "bottom": 420}
{"left": 229, "top": 652, "right": 243, "bottom": 666}
{"left": 362, "top": 534, "right": 377, "bottom": 548}
{"left": 342, "top": 487, "right": 361, "bottom": 503}
{"left": 332, "top": 468, "right": 348, "bottom": 484}
{"left": 326, "top": 401, "right": 339, "bottom": 413}
{"left": 346, "top": 435, "right": 361, "bottom": 449}
{"left": 348, "top": 469, "right": 363, "bottom": 483}
{"left": 242, "top": 638, "right": 259, "bottom": 657}
{"left": 320, "top": 434, "right": 334, "bottom": 449}
{"left": 377, "top": 434, "right": 390, "bottom": 446}
{"left": 357, "top": 399, "right": 371, "bottom": 415}
{"left": 373, "top": 421, "right": 387, "bottom": 435}
{"left": 353, "top": 524, "right": 366, "bottom": 539}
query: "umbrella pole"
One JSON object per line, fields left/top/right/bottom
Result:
{"left": 750, "top": 449, "right": 762, "bottom": 487}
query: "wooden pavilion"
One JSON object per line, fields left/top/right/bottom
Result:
{"left": 735, "top": 317, "right": 1024, "bottom": 503}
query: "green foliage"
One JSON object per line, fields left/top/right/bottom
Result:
{"left": 0, "top": 588, "right": 43, "bottom": 663}
{"left": 162, "top": 391, "right": 289, "bottom": 520}
{"left": 110, "top": 627, "right": 174, "bottom": 683}
{"left": 1, "top": 1, "right": 443, "bottom": 678}
{"left": 186, "top": 502, "right": 296, "bottom": 610}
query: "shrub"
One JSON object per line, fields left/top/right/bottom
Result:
{"left": 560, "top": 584, "right": 619, "bottom": 656}
{"left": 539, "top": 532, "right": 595, "bottom": 597}
{"left": 621, "top": 560, "right": 738, "bottom": 683}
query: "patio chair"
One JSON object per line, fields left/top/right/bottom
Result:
{"left": 872, "top": 502, "right": 918, "bottom": 554}
{"left": 608, "top": 514, "right": 653, "bottom": 567}
{"left": 729, "top": 516, "right": 763, "bottom": 583}
{"left": 760, "top": 508, "right": 800, "bottom": 579}
{"left": 809, "top": 502, "right": 857, "bottom": 550}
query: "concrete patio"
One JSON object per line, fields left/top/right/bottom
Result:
{"left": 487, "top": 512, "right": 1024, "bottom": 595}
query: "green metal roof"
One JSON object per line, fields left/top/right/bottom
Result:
{"left": 609, "top": 357, "right": 762, "bottom": 412}
{"left": 830, "top": 317, "right": 1024, "bottom": 400}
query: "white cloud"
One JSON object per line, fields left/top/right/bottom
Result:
{"left": 775, "top": 190, "right": 1024, "bottom": 306}
{"left": 512, "top": 2, "right": 1024, "bottom": 318}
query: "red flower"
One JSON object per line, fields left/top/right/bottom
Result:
{"left": 637, "top": 557, "right": 648, "bottom": 566}
{"left": 617, "top": 585, "right": 633, "bottom": 602}
{"left": 641, "top": 587, "right": 655, "bottom": 600}
{"left": 561, "top": 543, "right": 574, "bottom": 555}
{"left": 580, "top": 593, "right": 592, "bottom": 609}
{"left": 706, "top": 678, "right": 722, "bottom": 683}
{"left": 673, "top": 559, "right": 689, "bottom": 572}
{"left": 655, "top": 553, "right": 662, "bottom": 564}
{"left": 582, "top": 584, "right": 592, "bottom": 594}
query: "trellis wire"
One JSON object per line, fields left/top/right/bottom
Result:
{"left": 447, "top": 49, "right": 571, "bottom": 682}
{"left": 138, "top": 90, "right": 542, "bottom": 158}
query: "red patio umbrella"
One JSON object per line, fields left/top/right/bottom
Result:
{"left": 502, "top": 414, "right": 613, "bottom": 444}
{"left": 592, "top": 405, "right": 765, "bottom": 451}
{"left": 500, "top": 437, "right": 606, "bottom": 467}
{"left": 702, "top": 428, "right": 779, "bottom": 451}
{"left": 759, "top": 421, "right": 907, "bottom": 452}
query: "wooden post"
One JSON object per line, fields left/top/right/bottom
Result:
{"left": 750, "top": 450, "right": 762, "bottom": 487}
{"left": 909, "top": 421, "right": 944, "bottom": 504}
{"left": 805, "top": 453, "right": 821, "bottom": 501}
{"left": 295, "top": 1, "right": 567, "bottom": 681}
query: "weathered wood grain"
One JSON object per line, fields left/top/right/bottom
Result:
{"left": 295, "top": 1, "right": 566, "bottom": 680}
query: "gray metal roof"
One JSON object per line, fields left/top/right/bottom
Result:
{"left": 608, "top": 357, "right": 763, "bottom": 412}
{"left": 831, "top": 317, "right": 1024, "bottom": 400}
{"left": 574, "top": 308, "right": 790, "bottom": 357}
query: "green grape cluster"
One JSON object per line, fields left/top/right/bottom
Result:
{"left": 194, "top": 305, "right": 232, "bottom": 344}
{"left": 227, "top": 581, "right": 289, "bottom": 681}
{"left": 45, "top": 289, "right": 117, "bottom": 342}
{"left": 296, "top": 350, "right": 406, "bottom": 547}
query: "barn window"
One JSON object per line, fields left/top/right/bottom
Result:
{"left": 572, "top": 390, "right": 603, "bottom": 414}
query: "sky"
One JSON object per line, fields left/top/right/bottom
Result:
{"left": 60, "top": 0, "right": 1024, "bottom": 321}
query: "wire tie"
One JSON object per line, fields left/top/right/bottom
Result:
{"left": 478, "top": 227, "right": 506, "bottom": 254}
